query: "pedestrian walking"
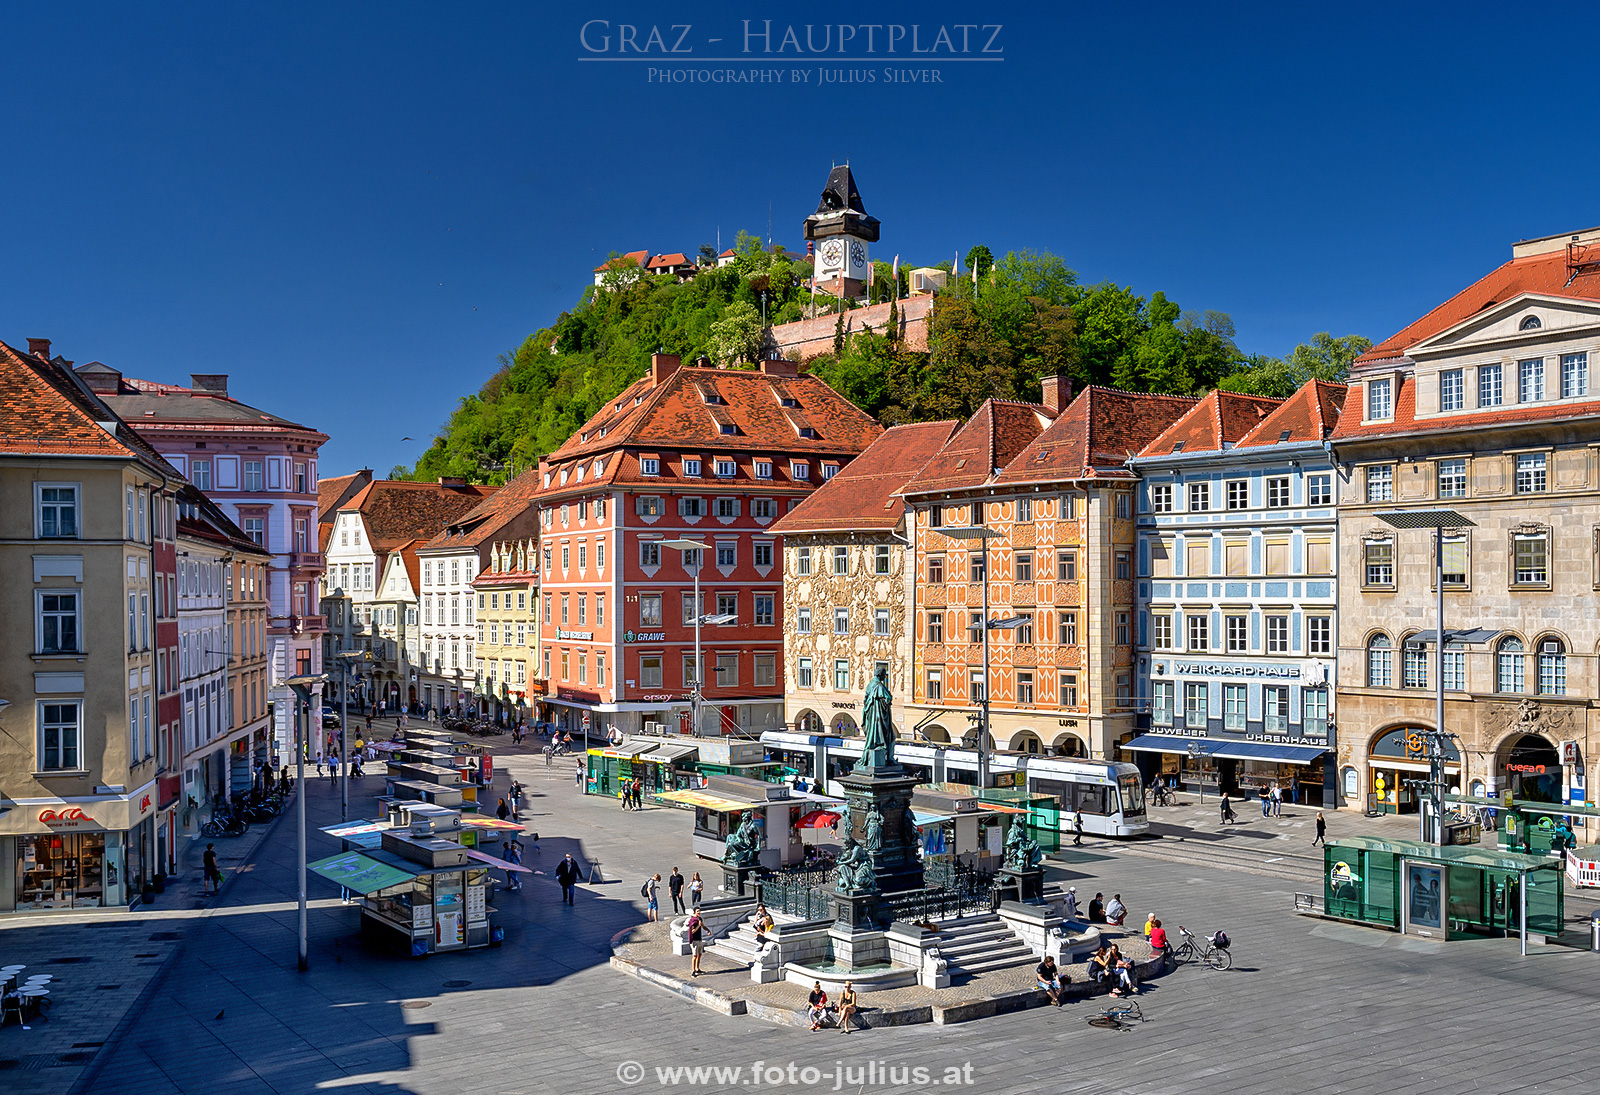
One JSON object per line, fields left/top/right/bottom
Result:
{"left": 644, "top": 873, "right": 661, "bottom": 922}
{"left": 619, "top": 781, "right": 631, "bottom": 810}
{"left": 203, "top": 843, "right": 222, "bottom": 894}
{"left": 632, "top": 778, "right": 644, "bottom": 810}
{"left": 510, "top": 780, "right": 523, "bottom": 818}
{"left": 1072, "top": 809, "right": 1084, "bottom": 846}
{"left": 496, "top": 797, "right": 510, "bottom": 822}
{"left": 1313, "top": 811, "right": 1327, "bottom": 846}
{"left": 668, "top": 867, "right": 685, "bottom": 914}
{"left": 1261, "top": 786, "right": 1272, "bottom": 818}
{"left": 555, "top": 853, "right": 581, "bottom": 904}
{"left": 574, "top": 762, "right": 583, "bottom": 788}
{"left": 1220, "top": 793, "right": 1235, "bottom": 824}
{"left": 1272, "top": 784, "right": 1283, "bottom": 817}
{"left": 327, "top": 756, "right": 337, "bottom": 784}
{"left": 316, "top": 753, "right": 324, "bottom": 776}
{"left": 1063, "top": 886, "right": 1079, "bottom": 922}
{"left": 689, "top": 871, "right": 704, "bottom": 910}
{"left": 505, "top": 840, "right": 523, "bottom": 891}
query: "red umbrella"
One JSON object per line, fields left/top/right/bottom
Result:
{"left": 796, "top": 809, "right": 841, "bottom": 829}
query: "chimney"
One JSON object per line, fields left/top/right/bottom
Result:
{"left": 695, "top": 355, "right": 711, "bottom": 370}
{"left": 759, "top": 357, "right": 799, "bottom": 378}
{"left": 1041, "top": 375, "right": 1073, "bottom": 414}
{"left": 27, "top": 338, "right": 51, "bottom": 359}
{"left": 190, "top": 374, "right": 230, "bottom": 397}
{"left": 75, "top": 363, "right": 124, "bottom": 394}
{"left": 437, "top": 476, "right": 469, "bottom": 489}
{"left": 650, "top": 352, "right": 681, "bottom": 386}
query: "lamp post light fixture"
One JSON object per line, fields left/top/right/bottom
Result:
{"left": 1374, "top": 508, "right": 1484, "bottom": 846}
{"left": 656, "top": 539, "right": 722, "bottom": 739}
{"left": 934, "top": 525, "right": 1027, "bottom": 789}
{"left": 285, "top": 673, "right": 328, "bottom": 971}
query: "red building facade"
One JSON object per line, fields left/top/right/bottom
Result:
{"left": 535, "top": 353, "right": 881, "bottom": 740}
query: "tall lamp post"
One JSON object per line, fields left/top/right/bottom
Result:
{"left": 935, "top": 524, "right": 1027, "bottom": 789}
{"left": 657, "top": 539, "right": 737, "bottom": 738}
{"left": 335, "top": 648, "right": 376, "bottom": 819}
{"left": 285, "top": 672, "right": 327, "bottom": 971}
{"left": 1374, "top": 508, "right": 1482, "bottom": 846}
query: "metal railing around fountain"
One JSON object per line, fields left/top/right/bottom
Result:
{"left": 754, "top": 872, "right": 833, "bottom": 920}
{"left": 756, "top": 860, "right": 1001, "bottom": 925}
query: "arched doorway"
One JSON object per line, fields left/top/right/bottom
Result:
{"left": 1366, "top": 725, "right": 1460, "bottom": 814}
{"left": 794, "top": 709, "right": 824, "bottom": 735}
{"left": 830, "top": 712, "right": 859, "bottom": 738}
{"left": 1051, "top": 732, "right": 1087, "bottom": 758}
{"left": 920, "top": 723, "right": 950, "bottom": 744}
{"left": 1010, "top": 730, "right": 1043, "bottom": 754}
{"left": 1499, "top": 733, "right": 1561, "bottom": 803}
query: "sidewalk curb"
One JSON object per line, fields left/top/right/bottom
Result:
{"left": 65, "top": 790, "right": 294, "bottom": 1095}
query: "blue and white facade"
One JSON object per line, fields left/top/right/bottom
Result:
{"left": 1127, "top": 402, "right": 1342, "bottom": 806}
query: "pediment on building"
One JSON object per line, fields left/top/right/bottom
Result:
{"left": 1408, "top": 293, "right": 1600, "bottom": 359}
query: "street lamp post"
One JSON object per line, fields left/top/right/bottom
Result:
{"left": 1375, "top": 508, "right": 1476, "bottom": 846}
{"left": 937, "top": 524, "right": 1027, "bottom": 789}
{"left": 657, "top": 539, "right": 736, "bottom": 738}
{"left": 286, "top": 673, "right": 327, "bottom": 971}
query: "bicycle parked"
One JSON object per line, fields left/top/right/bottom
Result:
{"left": 1147, "top": 781, "right": 1178, "bottom": 808}
{"left": 1087, "top": 999, "right": 1146, "bottom": 1031}
{"left": 201, "top": 804, "right": 250, "bottom": 838}
{"left": 1172, "top": 926, "right": 1233, "bottom": 970}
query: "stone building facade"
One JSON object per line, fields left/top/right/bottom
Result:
{"left": 1331, "top": 226, "right": 1600, "bottom": 814}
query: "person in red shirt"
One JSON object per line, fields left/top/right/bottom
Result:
{"left": 1148, "top": 919, "right": 1170, "bottom": 970}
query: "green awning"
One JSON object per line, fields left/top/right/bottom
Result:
{"left": 1326, "top": 836, "right": 1561, "bottom": 873}
{"left": 307, "top": 851, "right": 420, "bottom": 894}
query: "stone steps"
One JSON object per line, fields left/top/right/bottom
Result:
{"left": 930, "top": 913, "right": 1036, "bottom": 980}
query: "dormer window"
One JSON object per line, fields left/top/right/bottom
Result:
{"left": 780, "top": 395, "right": 801, "bottom": 408}
{"left": 640, "top": 458, "right": 660, "bottom": 477}
{"left": 683, "top": 458, "right": 702, "bottom": 477}
{"left": 798, "top": 426, "right": 819, "bottom": 439}
{"left": 715, "top": 459, "right": 737, "bottom": 478}
{"left": 1367, "top": 378, "right": 1393, "bottom": 421}
{"left": 719, "top": 423, "right": 738, "bottom": 435}
{"left": 821, "top": 463, "right": 839, "bottom": 480}
{"left": 1520, "top": 314, "right": 1542, "bottom": 331}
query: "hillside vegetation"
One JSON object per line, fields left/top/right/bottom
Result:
{"left": 407, "top": 240, "right": 1368, "bottom": 484}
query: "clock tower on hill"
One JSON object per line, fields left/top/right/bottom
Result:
{"left": 803, "top": 165, "right": 880, "bottom": 300}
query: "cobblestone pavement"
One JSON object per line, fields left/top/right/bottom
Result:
{"left": 14, "top": 730, "right": 1600, "bottom": 1095}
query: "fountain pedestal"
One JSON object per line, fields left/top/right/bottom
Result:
{"left": 722, "top": 863, "right": 759, "bottom": 898}
{"left": 837, "top": 764, "right": 924, "bottom": 901}
{"left": 996, "top": 865, "right": 1045, "bottom": 904}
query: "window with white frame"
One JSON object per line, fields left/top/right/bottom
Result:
{"left": 834, "top": 659, "right": 849, "bottom": 690}
{"left": 39, "top": 592, "right": 80, "bottom": 654}
{"left": 1151, "top": 484, "right": 1173, "bottom": 513}
{"left": 1365, "top": 540, "right": 1394, "bottom": 586}
{"left": 1152, "top": 681, "right": 1173, "bottom": 725}
{"left": 38, "top": 701, "right": 81, "bottom": 771}
{"left": 1307, "top": 474, "right": 1332, "bottom": 506}
{"left": 833, "top": 546, "right": 849, "bottom": 575}
{"left": 1513, "top": 532, "right": 1548, "bottom": 585}
{"left": 1367, "top": 378, "right": 1393, "bottom": 420}
{"left": 1267, "top": 477, "right": 1291, "bottom": 508}
{"left": 1017, "top": 671, "right": 1035, "bottom": 705}
{"left": 1018, "top": 497, "right": 1032, "bottom": 521}
{"left": 1515, "top": 453, "right": 1547, "bottom": 493}
{"left": 1440, "top": 368, "right": 1464, "bottom": 411}
{"left": 1519, "top": 357, "right": 1545, "bottom": 402}
{"left": 755, "top": 653, "right": 776, "bottom": 687}
{"left": 1226, "top": 480, "right": 1249, "bottom": 510}
{"left": 639, "top": 541, "right": 660, "bottom": 567}
{"left": 1225, "top": 614, "right": 1248, "bottom": 653}
{"left": 1187, "top": 614, "right": 1209, "bottom": 651}
{"left": 833, "top": 607, "right": 849, "bottom": 634}
{"left": 1303, "top": 689, "right": 1328, "bottom": 736}
{"left": 1265, "top": 614, "right": 1288, "bottom": 653}
{"left": 874, "top": 608, "right": 890, "bottom": 636}
{"left": 1402, "top": 640, "right": 1428, "bottom": 689}
{"left": 925, "top": 668, "right": 942, "bottom": 701}
{"left": 1264, "top": 686, "right": 1289, "bottom": 733}
{"left": 1059, "top": 611, "right": 1077, "bottom": 646}
{"left": 797, "top": 546, "right": 813, "bottom": 576}
{"left": 1367, "top": 634, "right": 1392, "bottom": 687}
{"left": 1061, "top": 672, "right": 1079, "bottom": 706}
{"left": 1152, "top": 613, "right": 1172, "bottom": 650}
{"left": 1562, "top": 352, "right": 1588, "bottom": 398}
{"left": 755, "top": 594, "right": 774, "bottom": 625}
{"left": 683, "top": 458, "right": 701, "bottom": 477}
{"left": 1183, "top": 682, "right": 1208, "bottom": 726}
{"left": 1366, "top": 465, "right": 1393, "bottom": 502}
{"left": 791, "top": 461, "right": 809, "bottom": 480}
{"left": 874, "top": 544, "right": 891, "bottom": 575}
{"left": 1188, "top": 481, "right": 1210, "bottom": 512}
{"left": 37, "top": 484, "right": 79, "bottom": 538}
{"left": 191, "top": 460, "right": 212, "bottom": 491}
{"left": 1307, "top": 615, "right": 1332, "bottom": 656}
{"left": 1437, "top": 458, "right": 1466, "bottom": 499}
{"left": 1223, "top": 684, "right": 1246, "bottom": 730}
{"left": 243, "top": 460, "right": 263, "bottom": 491}
{"left": 1497, "top": 637, "right": 1525, "bottom": 693}
{"left": 1442, "top": 643, "right": 1464, "bottom": 691}
{"left": 1537, "top": 639, "right": 1566, "bottom": 695}
{"left": 798, "top": 607, "right": 811, "bottom": 634}
{"left": 1479, "top": 363, "right": 1504, "bottom": 407}
{"left": 715, "top": 459, "right": 736, "bottom": 478}
{"left": 716, "top": 542, "right": 735, "bottom": 567}
{"left": 641, "top": 458, "right": 660, "bottom": 476}
{"left": 754, "top": 460, "right": 772, "bottom": 478}
{"left": 798, "top": 657, "right": 814, "bottom": 688}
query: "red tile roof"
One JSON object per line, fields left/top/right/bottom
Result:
{"left": 594, "top": 250, "right": 650, "bottom": 274}
{"left": 901, "top": 400, "right": 1055, "bottom": 496}
{"left": 770, "top": 420, "right": 961, "bottom": 534}
{"left": 995, "top": 387, "right": 1199, "bottom": 485}
{"left": 1138, "top": 390, "right": 1282, "bottom": 457}
{"left": 540, "top": 360, "right": 882, "bottom": 500}
{"left": 1235, "top": 380, "right": 1347, "bottom": 448}
{"left": 647, "top": 253, "right": 691, "bottom": 270}
{"left": 339, "top": 479, "right": 497, "bottom": 552}
{"left": 420, "top": 467, "right": 543, "bottom": 551}
{"left": 1359, "top": 244, "right": 1600, "bottom": 364}
{"left": 0, "top": 337, "right": 183, "bottom": 476}
{"left": 1329, "top": 372, "right": 1600, "bottom": 442}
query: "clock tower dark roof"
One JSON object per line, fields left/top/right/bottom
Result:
{"left": 803, "top": 164, "right": 880, "bottom": 243}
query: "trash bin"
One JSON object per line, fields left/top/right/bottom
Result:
{"left": 1590, "top": 910, "right": 1600, "bottom": 953}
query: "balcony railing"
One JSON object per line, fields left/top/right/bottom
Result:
{"left": 289, "top": 551, "right": 325, "bottom": 571}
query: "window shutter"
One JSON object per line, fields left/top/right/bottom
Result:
{"left": 1306, "top": 540, "right": 1331, "bottom": 576}
{"left": 1442, "top": 538, "right": 1468, "bottom": 577}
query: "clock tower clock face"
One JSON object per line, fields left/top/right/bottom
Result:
{"left": 849, "top": 240, "right": 867, "bottom": 272}
{"left": 819, "top": 239, "right": 843, "bottom": 272}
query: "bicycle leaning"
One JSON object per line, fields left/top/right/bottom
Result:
{"left": 1171, "top": 925, "right": 1232, "bottom": 970}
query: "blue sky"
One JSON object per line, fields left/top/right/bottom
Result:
{"left": 5, "top": 1, "right": 1599, "bottom": 476}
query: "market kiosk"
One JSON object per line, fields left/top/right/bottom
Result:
{"left": 658, "top": 773, "right": 820, "bottom": 868}
{"left": 310, "top": 801, "right": 526, "bottom": 954}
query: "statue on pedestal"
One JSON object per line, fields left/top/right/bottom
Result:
{"left": 864, "top": 805, "right": 884, "bottom": 852}
{"left": 858, "top": 664, "right": 897, "bottom": 771}
{"left": 723, "top": 813, "right": 764, "bottom": 868}
{"left": 1003, "top": 819, "right": 1042, "bottom": 871}
{"left": 834, "top": 835, "right": 878, "bottom": 895}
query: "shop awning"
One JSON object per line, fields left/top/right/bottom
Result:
{"left": 1121, "top": 734, "right": 1329, "bottom": 764}
{"left": 465, "top": 848, "right": 532, "bottom": 873}
{"left": 320, "top": 820, "right": 391, "bottom": 849}
{"left": 307, "top": 851, "right": 420, "bottom": 894}
{"left": 602, "top": 739, "right": 660, "bottom": 759}
{"left": 641, "top": 742, "right": 698, "bottom": 764}
{"left": 657, "top": 788, "right": 763, "bottom": 812}
{"left": 459, "top": 816, "right": 527, "bottom": 832}
{"left": 912, "top": 809, "right": 956, "bottom": 828}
